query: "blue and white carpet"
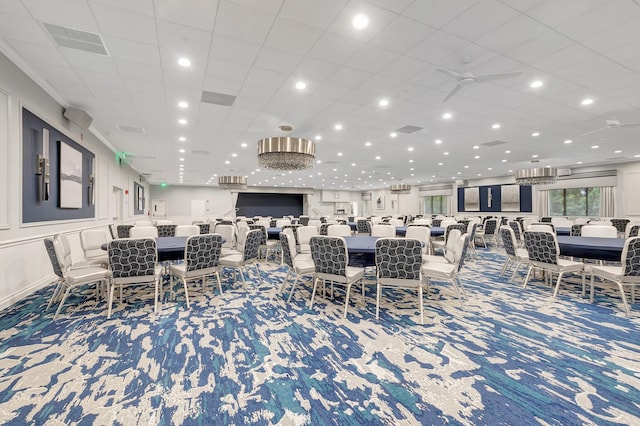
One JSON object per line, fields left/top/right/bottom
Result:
{"left": 0, "top": 250, "right": 639, "bottom": 425}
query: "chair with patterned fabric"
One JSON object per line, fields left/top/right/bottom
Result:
{"left": 589, "top": 236, "right": 640, "bottom": 315}
{"left": 610, "top": 218, "right": 630, "bottom": 237}
{"left": 156, "top": 224, "right": 177, "bottom": 237}
{"left": 106, "top": 238, "right": 162, "bottom": 318}
{"left": 570, "top": 224, "right": 583, "bottom": 236}
{"left": 298, "top": 216, "right": 310, "bottom": 226}
{"left": 432, "top": 223, "right": 467, "bottom": 254}
{"left": 309, "top": 236, "right": 365, "bottom": 318}
{"left": 499, "top": 226, "right": 529, "bottom": 283}
{"left": 319, "top": 223, "right": 331, "bottom": 236}
{"left": 626, "top": 223, "right": 640, "bottom": 238}
{"left": 475, "top": 218, "right": 498, "bottom": 248}
{"left": 169, "top": 234, "right": 224, "bottom": 307}
{"left": 327, "top": 224, "right": 352, "bottom": 237}
{"left": 523, "top": 230, "right": 584, "bottom": 298}
{"left": 375, "top": 238, "right": 425, "bottom": 323}
{"left": 421, "top": 233, "right": 470, "bottom": 308}
{"left": 250, "top": 224, "right": 278, "bottom": 261}
{"left": 356, "top": 219, "right": 372, "bottom": 236}
{"left": 508, "top": 220, "right": 524, "bottom": 246}
{"left": 116, "top": 224, "right": 134, "bottom": 238}
{"left": 279, "top": 232, "right": 315, "bottom": 303}
{"left": 219, "top": 229, "right": 263, "bottom": 288}
{"left": 44, "top": 237, "right": 110, "bottom": 319}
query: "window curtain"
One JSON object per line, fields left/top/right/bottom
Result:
{"left": 536, "top": 189, "right": 549, "bottom": 217}
{"left": 600, "top": 186, "right": 615, "bottom": 217}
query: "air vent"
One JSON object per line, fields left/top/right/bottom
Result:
{"left": 481, "top": 140, "right": 508, "bottom": 147}
{"left": 558, "top": 170, "right": 616, "bottom": 180}
{"left": 191, "top": 150, "right": 209, "bottom": 155}
{"left": 607, "top": 156, "right": 628, "bottom": 161}
{"left": 43, "top": 23, "right": 108, "bottom": 56}
{"left": 395, "top": 125, "right": 423, "bottom": 134}
{"left": 117, "top": 124, "right": 145, "bottom": 133}
{"left": 201, "top": 90, "right": 236, "bottom": 106}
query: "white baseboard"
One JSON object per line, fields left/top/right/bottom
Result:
{"left": 0, "top": 273, "right": 56, "bottom": 312}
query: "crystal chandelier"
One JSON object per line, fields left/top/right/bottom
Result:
{"left": 514, "top": 167, "right": 558, "bottom": 185}
{"left": 218, "top": 175, "right": 247, "bottom": 190}
{"left": 389, "top": 183, "right": 411, "bottom": 194}
{"left": 257, "top": 137, "right": 315, "bottom": 171}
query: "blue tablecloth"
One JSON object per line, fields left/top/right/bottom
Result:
{"left": 102, "top": 236, "right": 226, "bottom": 262}
{"left": 556, "top": 236, "right": 624, "bottom": 261}
{"left": 556, "top": 227, "right": 570, "bottom": 236}
{"left": 344, "top": 236, "right": 379, "bottom": 267}
{"left": 267, "top": 227, "right": 281, "bottom": 239}
{"left": 348, "top": 221, "right": 357, "bottom": 231}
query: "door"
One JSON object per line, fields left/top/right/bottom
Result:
{"left": 111, "top": 186, "right": 123, "bottom": 221}
{"left": 151, "top": 199, "right": 167, "bottom": 218}
{"left": 191, "top": 199, "right": 206, "bottom": 217}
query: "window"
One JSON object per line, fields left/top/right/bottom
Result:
{"left": 548, "top": 187, "right": 600, "bottom": 216}
{"left": 424, "top": 195, "right": 447, "bottom": 214}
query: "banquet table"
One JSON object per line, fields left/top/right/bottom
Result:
{"left": 556, "top": 236, "right": 624, "bottom": 262}
{"left": 102, "top": 236, "right": 226, "bottom": 262}
{"left": 556, "top": 227, "right": 571, "bottom": 236}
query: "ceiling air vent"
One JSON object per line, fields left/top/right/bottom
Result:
{"left": 117, "top": 124, "right": 145, "bottom": 133}
{"left": 43, "top": 22, "right": 108, "bottom": 56}
{"left": 191, "top": 150, "right": 210, "bottom": 155}
{"left": 395, "top": 125, "right": 423, "bottom": 134}
{"left": 481, "top": 140, "right": 508, "bottom": 147}
{"left": 201, "top": 90, "right": 236, "bottom": 106}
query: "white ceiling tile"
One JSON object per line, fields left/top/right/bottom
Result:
{"left": 504, "top": 30, "right": 574, "bottom": 63}
{"left": 215, "top": 1, "right": 276, "bottom": 43}
{"left": 327, "top": 0, "right": 398, "bottom": 43}
{"left": 156, "top": 19, "right": 212, "bottom": 58}
{"left": 363, "top": 0, "right": 414, "bottom": 14}
{"left": 115, "top": 60, "right": 163, "bottom": 84}
{"left": 529, "top": 44, "right": 595, "bottom": 73}
{"left": 311, "top": 82, "right": 353, "bottom": 101}
{"left": 442, "top": 0, "right": 519, "bottom": 41}
{"left": 556, "top": 1, "right": 639, "bottom": 43}
{"left": 525, "top": 0, "right": 608, "bottom": 28}
{"left": 264, "top": 17, "right": 323, "bottom": 55}
{"left": 369, "top": 15, "right": 435, "bottom": 53}
{"left": 0, "top": 13, "right": 53, "bottom": 44}
{"left": 202, "top": 76, "right": 243, "bottom": 95}
{"left": 575, "top": 17, "right": 640, "bottom": 55}
{"left": 346, "top": 45, "right": 399, "bottom": 73}
{"left": 122, "top": 78, "right": 164, "bottom": 95}
{"left": 0, "top": 0, "right": 31, "bottom": 17}
{"left": 406, "top": 30, "right": 468, "bottom": 64}
{"left": 205, "top": 59, "right": 250, "bottom": 81}
{"left": 6, "top": 39, "right": 68, "bottom": 67}
{"left": 90, "top": 0, "right": 154, "bottom": 17}
{"left": 226, "top": 0, "right": 284, "bottom": 14}
{"left": 91, "top": 2, "right": 157, "bottom": 45}
{"left": 330, "top": 66, "right": 373, "bottom": 88}
{"left": 77, "top": 70, "right": 125, "bottom": 90}
{"left": 103, "top": 36, "right": 161, "bottom": 67}
{"left": 378, "top": 55, "right": 429, "bottom": 80}
{"left": 475, "top": 15, "right": 548, "bottom": 53}
{"left": 402, "top": 0, "right": 478, "bottom": 29}
{"left": 238, "top": 83, "right": 277, "bottom": 102}
{"left": 292, "top": 57, "right": 341, "bottom": 84}
{"left": 60, "top": 48, "right": 119, "bottom": 74}
{"left": 279, "top": 0, "right": 348, "bottom": 29}
{"left": 307, "top": 32, "right": 364, "bottom": 65}
{"left": 254, "top": 46, "right": 303, "bottom": 74}
{"left": 154, "top": 0, "right": 217, "bottom": 31}
{"left": 208, "top": 34, "right": 262, "bottom": 66}
{"left": 21, "top": 0, "right": 98, "bottom": 31}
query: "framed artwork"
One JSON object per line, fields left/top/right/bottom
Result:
{"left": 464, "top": 187, "right": 479, "bottom": 211}
{"left": 59, "top": 140, "right": 83, "bottom": 208}
{"left": 502, "top": 185, "right": 520, "bottom": 211}
{"left": 134, "top": 181, "right": 145, "bottom": 213}
{"left": 376, "top": 196, "right": 385, "bottom": 210}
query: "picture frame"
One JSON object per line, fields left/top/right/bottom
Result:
{"left": 501, "top": 185, "right": 520, "bottom": 212}
{"left": 59, "top": 140, "right": 83, "bottom": 208}
{"left": 464, "top": 187, "right": 479, "bottom": 211}
{"left": 375, "top": 195, "right": 385, "bottom": 210}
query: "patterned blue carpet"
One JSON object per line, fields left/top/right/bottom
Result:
{"left": 0, "top": 249, "right": 639, "bottom": 425}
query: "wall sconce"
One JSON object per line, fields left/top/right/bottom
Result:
{"left": 487, "top": 187, "right": 492, "bottom": 208}
{"left": 35, "top": 128, "right": 50, "bottom": 202}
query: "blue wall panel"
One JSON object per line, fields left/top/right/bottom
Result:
{"left": 457, "top": 184, "right": 532, "bottom": 213}
{"left": 236, "top": 193, "right": 303, "bottom": 218}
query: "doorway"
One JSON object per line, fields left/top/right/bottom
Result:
{"left": 111, "top": 186, "right": 123, "bottom": 222}
{"left": 151, "top": 199, "right": 167, "bottom": 218}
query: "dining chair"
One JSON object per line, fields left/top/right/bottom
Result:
{"left": 219, "top": 229, "right": 262, "bottom": 288}
{"left": 421, "top": 233, "right": 470, "bottom": 308}
{"left": 626, "top": 223, "right": 640, "bottom": 238}
{"left": 610, "top": 219, "right": 630, "bottom": 237}
{"left": 375, "top": 238, "right": 425, "bottom": 324}
{"left": 155, "top": 219, "right": 173, "bottom": 225}
{"left": 116, "top": 224, "right": 134, "bottom": 238}
{"left": 571, "top": 224, "right": 584, "bottom": 236}
{"left": 175, "top": 225, "right": 199, "bottom": 237}
{"left": 371, "top": 224, "right": 395, "bottom": 237}
{"left": 80, "top": 229, "right": 109, "bottom": 267}
{"left": 106, "top": 238, "right": 162, "bottom": 318}
{"left": 44, "top": 237, "right": 110, "bottom": 319}
{"left": 423, "top": 229, "right": 461, "bottom": 264}
{"left": 214, "top": 224, "right": 236, "bottom": 255}
{"left": 156, "top": 224, "right": 177, "bottom": 237}
{"left": 308, "top": 219, "right": 322, "bottom": 230}
{"left": 298, "top": 216, "right": 310, "bottom": 226}
{"left": 319, "top": 223, "right": 331, "bottom": 235}
{"left": 309, "top": 236, "right": 365, "bottom": 318}
{"left": 57, "top": 233, "right": 107, "bottom": 269}
{"left": 134, "top": 220, "right": 153, "bottom": 226}
{"left": 581, "top": 225, "right": 618, "bottom": 238}
{"left": 169, "top": 234, "right": 224, "bottom": 308}
{"left": 405, "top": 225, "right": 431, "bottom": 255}
{"left": 297, "top": 225, "right": 319, "bottom": 254}
{"left": 275, "top": 219, "right": 291, "bottom": 228}
{"left": 279, "top": 232, "right": 316, "bottom": 303}
{"left": 108, "top": 224, "right": 117, "bottom": 239}
{"left": 356, "top": 219, "right": 372, "bottom": 236}
{"left": 130, "top": 226, "right": 159, "bottom": 238}
{"left": 508, "top": 220, "right": 524, "bottom": 247}
{"left": 589, "top": 236, "right": 640, "bottom": 315}
{"left": 475, "top": 218, "right": 498, "bottom": 248}
{"left": 432, "top": 223, "right": 467, "bottom": 254}
{"left": 527, "top": 224, "right": 554, "bottom": 233}
{"left": 249, "top": 224, "right": 278, "bottom": 261}
{"left": 194, "top": 223, "right": 210, "bottom": 234}
{"left": 327, "top": 224, "right": 352, "bottom": 237}
{"left": 499, "top": 226, "right": 530, "bottom": 283}
{"left": 523, "top": 230, "right": 585, "bottom": 298}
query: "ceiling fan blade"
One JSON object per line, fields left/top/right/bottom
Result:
{"left": 620, "top": 123, "right": 640, "bottom": 128}
{"left": 442, "top": 84, "right": 462, "bottom": 102}
{"left": 581, "top": 127, "right": 606, "bottom": 136}
{"left": 473, "top": 71, "right": 523, "bottom": 83}
{"left": 436, "top": 67, "right": 462, "bottom": 79}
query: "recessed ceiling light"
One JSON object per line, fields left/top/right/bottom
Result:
{"left": 532, "top": 154, "right": 539, "bottom": 158}
{"left": 531, "top": 132, "right": 540, "bottom": 137}
{"left": 178, "top": 57, "right": 191, "bottom": 67}
{"left": 501, "top": 159, "right": 507, "bottom": 163}
{"left": 390, "top": 132, "right": 397, "bottom": 138}
{"left": 530, "top": 80, "right": 543, "bottom": 88}
{"left": 442, "top": 112, "right": 453, "bottom": 120}
{"left": 241, "top": 143, "right": 247, "bottom": 148}
{"left": 591, "top": 145, "right": 599, "bottom": 149}
{"left": 178, "top": 101, "right": 188, "bottom": 108}
{"left": 337, "top": 152, "right": 343, "bottom": 156}
{"left": 295, "top": 81, "right": 306, "bottom": 90}
{"left": 231, "top": 153, "right": 238, "bottom": 157}
{"left": 409, "top": 159, "right": 414, "bottom": 163}
{"left": 614, "top": 150, "right": 622, "bottom": 154}
{"left": 444, "top": 152, "right": 449, "bottom": 155}
{"left": 492, "top": 123, "right": 501, "bottom": 129}
{"left": 581, "top": 98, "right": 594, "bottom": 106}
{"left": 474, "top": 155, "right": 480, "bottom": 159}
{"left": 334, "top": 123, "right": 342, "bottom": 130}
{"left": 378, "top": 99, "right": 389, "bottom": 107}
{"left": 178, "top": 118, "right": 187, "bottom": 125}
{"left": 351, "top": 163, "right": 356, "bottom": 166}
{"left": 564, "top": 139, "right": 572, "bottom": 144}
{"left": 365, "top": 141, "right": 372, "bottom": 147}
{"left": 179, "top": 148, "right": 185, "bottom": 153}
{"left": 316, "top": 160, "right": 322, "bottom": 164}
{"left": 505, "top": 150, "right": 511, "bottom": 154}
{"left": 488, "top": 167, "right": 493, "bottom": 171}
{"left": 477, "top": 173, "right": 482, "bottom": 176}
{"left": 315, "top": 135, "right": 322, "bottom": 141}
{"left": 438, "top": 162, "right": 443, "bottom": 166}
{"left": 473, "top": 145, "right": 479, "bottom": 150}
{"left": 435, "top": 139, "right": 442, "bottom": 144}
{"left": 407, "top": 147, "right": 414, "bottom": 152}
{"left": 464, "top": 165, "right": 469, "bottom": 168}
{"left": 225, "top": 160, "right": 230, "bottom": 164}
{"left": 635, "top": 154, "right": 640, "bottom": 158}
{"left": 179, "top": 137, "right": 186, "bottom": 142}
{"left": 457, "top": 172, "right": 461, "bottom": 175}
{"left": 352, "top": 14, "right": 369, "bottom": 30}
{"left": 179, "top": 158, "right": 185, "bottom": 161}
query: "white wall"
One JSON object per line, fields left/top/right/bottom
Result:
{"left": 0, "top": 50, "right": 146, "bottom": 310}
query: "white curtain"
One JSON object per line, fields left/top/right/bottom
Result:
{"left": 536, "top": 189, "right": 549, "bottom": 217}
{"left": 600, "top": 186, "right": 615, "bottom": 217}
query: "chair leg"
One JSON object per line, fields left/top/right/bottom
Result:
{"left": 509, "top": 262, "right": 520, "bottom": 283}
{"left": 617, "top": 282, "right": 631, "bottom": 315}
{"left": 46, "top": 280, "right": 63, "bottom": 310}
{"left": 280, "top": 269, "right": 291, "bottom": 293}
{"left": 154, "top": 278, "right": 159, "bottom": 313}
{"left": 523, "top": 265, "right": 533, "bottom": 289}
{"left": 500, "top": 258, "right": 512, "bottom": 276}
{"left": 343, "top": 282, "right": 353, "bottom": 318}
{"left": 182, "top": 277, "right": 190, "bottom": 309}
{"left": 375, "top": 282, "right": 381, "bottom": 320}
{"left": 53, "top": 286, "right": 72, "bottom": 319}
{"left": 309, "top": 276, "right": 319, "bottom": 308}
{"left": 418, "top": 284, "right": 424, "bottom": 325}
{"left": 552, "top": 272, "right": 564, "bottom": 299}
{"left": 215, "top": 271, "right": 223, "bottom": 295}
{"left": 107, "top": 281, "right": 116, "bottom": 319}
{"left": 255, "top": 263, "right": 262, "bottom": 285}
{"left": 590, "top": 274, "right": 597, "bottom": 303}
{"left": 287, "top": 274, "right": 299, "bottom": 303}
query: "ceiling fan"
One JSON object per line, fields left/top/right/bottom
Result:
{"left": 436, "top": 67, "right": 523, "bottom": 102}
{"left": 581, "top": 118, "right": 640, "bottom": 136}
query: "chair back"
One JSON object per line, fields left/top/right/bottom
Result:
{"left": 588, "top": 220, "right": 613, "bottom": 226}
{"left": 134, "top": 220, "right": 152, "bottom": 226}
{"left": 214, "top": 224, "right": 236, "bottom": 247}
{"left": 483, "top": 218, "right": 498, "bottom": 236}
{"left": 622, "top": 237, "right": 640, "bottom": 279}
{"left": 375, "top": 238, "right": 422, "bottom": 280}
{"left": 500, "top": 226, "right": 518, "bottom": 257}
{"left": 44, "top": 238, "right": 65, "bottom": 278}
{"left": 371, "top": 224, "right": 395, "bottom": 237}
{"left": 130, "top": 226, "right": 158, "bottom": 238}
{"left": 456, "top": 234, "right": 471, "bottom": 271}
{"left": 175, "top": 225, "right": 199, "bottom": 237}
{"left": 80, "top": 229, "right": 109, "bottom": 259}
{"left": 282, "top": 225, "right": 299, "bottom": 243}
{"left": 431, "top": 219, "right": 442, "bottom": 227}
{"left": 412, "top": 218, "right": 431, "bottom": 226}
{"left": 116, "top": 224, "right": 134, "bottom": 238}
{"left": 327, "top": 224, "right": 351, "bottom": 237}
{"left": 508, "top": 221, "right": 523, "bottom": 241}
{"left": 581, "top": 225, "right": 617, "bottom": 238}
{"left": 611, "top": 219, "right": 630, "bottom": 234}
{"left": 195, "top": 223, "right": 211, "bottom": 234}
{"left": 440, "top": 219, "right": 456, "bottom": 229}
{"left": 242, "top": 229, "right": 262, "bottom": 263}
{"left": 275, "top": 219, "right": 291, "bottom": 228}
{"left": 279, "top": 232, "right": 296, "bottom": 269}
{"left": 444, "top": 229, "right": 462, "bottom": 262}
{"left": 445, "top": 223, "right": 467, "bottom": 241}
{"left": 310, "top": 236, "right": 347, "bottom": 277}
{"left": 298, "top": 216, "right": 310, "bottom": 226}
{"left": 108, "top": 238, "right": 157, "bottom": 279}
{"left": 405, "top": 226, "right": 431, "bottom": 251}
{"left": 155, "top": 220, "right": 173, "bottom": 225}
{"left": 248, "top": 224, "right": 268, "bottom": 245}
{"left": 108, "top": 224, "right": 117, "bottom": 239}
{"left": 184, "top": 234, "right": 223, "bottom": 272}
{"left": 308, "top": 219, "right": 322, "bottom": 229}
{"left": 297, "top": 226, "right": 319, "bottom": 253}
{"left": 356, "top": 219, "right": 371, "bottom": 234}
{"left": 524, "top": 231, "right": 558, "bottom": 266}
{"left": 156, "top": 224, "right": 177, "bottom": 237}
{"left": 570, "top": 224, "right": 584, "bottom": 236}
{"left": 55, "top": 234, "right": 74, "bottom": 269}
{"left": 627, "top": 223, "right": 640, "bottom": 238}
{"left": 528, "top": 224, "right": 554, "bottom": 233}
{"left": 319, "top": 223, "right": 331, "bottom": 235}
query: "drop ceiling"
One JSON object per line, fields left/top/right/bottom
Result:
{"left": 1, "top": 0, "right": 640, "bottom": 190}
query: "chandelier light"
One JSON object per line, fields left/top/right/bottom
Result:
{"left": 389, "top": 183, "right": 411, "bottom": 194}
{"left": 257, "top": 137, "right": 315, "bottom": 171}
{"left": 218, "top": 175, "right": 247, "bottom": 190}
{"left": 514, "top": 167, "right": 558, "bottom": 185}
